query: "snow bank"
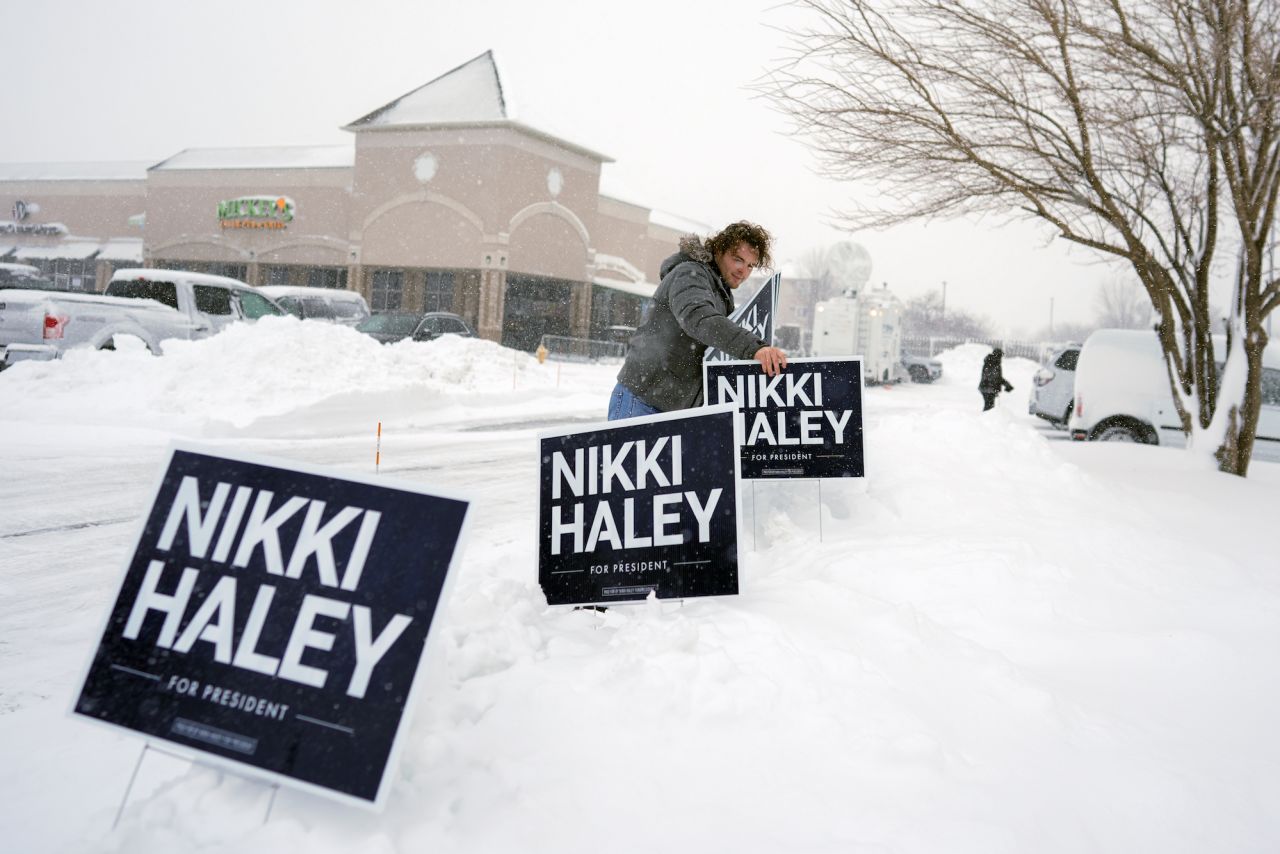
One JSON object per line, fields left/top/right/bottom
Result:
{"left": 0, "top": 319, "right": 612, "bottom": 437}
{"left": 4, "top": 338, "right": 1280, "bottom": 853}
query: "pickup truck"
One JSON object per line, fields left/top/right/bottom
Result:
{"left": 0, "top": 268, "right": 284, "bottom": 370}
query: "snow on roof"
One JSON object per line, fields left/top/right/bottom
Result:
{"left": 97, "top": 238, "right": 144, "bottom": 263}
{"left": 346, "top": 51, "right": 612, "bottom": 163}
{"left": 0, "top": 161, "right": 153, "bottom": 182}
{"left": 13, "top": 240, "right": 101, "bottom": 260}
{"left": 858, "top": 287, "right": 904, "bottom": 308}
{"left": 151, "top": 146, "right": 354, "bottom": 172}
{"left": 348, "top": 51, "right": 507, "bottom": 128}
{"left": 593, "top": 276, "right": 656, "bottom": 299}
{"left": 592, "top": 253, "right": 646, "bottom": 284}
{"left": 110, "top": 267, "right": 253, "bottom": 288}
{"left": 592, "top": 253, "right": 660, "bottom": 298}
{"left": 258, "top": 285, "right": 366, "bottom": 301}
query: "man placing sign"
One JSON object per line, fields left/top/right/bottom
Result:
{"left": 607, "top": 221, "right": 788, "bottom": 419}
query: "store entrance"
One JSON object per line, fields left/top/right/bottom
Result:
{"left": 502, "top": 273, "right": 573, "bottom": 351}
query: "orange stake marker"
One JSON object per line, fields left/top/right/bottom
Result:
{"left": 375, "top": 421, "right": 382, "bottom": 473}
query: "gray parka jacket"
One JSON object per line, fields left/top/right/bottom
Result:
{"left": 617, "top": 235, "right": 768, "bottom": 411}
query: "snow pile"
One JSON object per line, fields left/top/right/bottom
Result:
{"left": 3, "top": 339, "right": 1280, "bottom": 853}
{"left": 930, "top": 342, "right": 1027, "bottom": 387}
{"left": 0, "top": 319, "right": 610, "bottom": 436}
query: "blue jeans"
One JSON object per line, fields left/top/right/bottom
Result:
{"left": 607, "top": 383, "right": 661, "bottom": 420}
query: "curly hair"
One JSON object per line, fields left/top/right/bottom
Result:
{"left": 705, "top": 221, "right": 773, "bottom": 271}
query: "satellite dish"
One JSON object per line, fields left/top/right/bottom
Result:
{"left": 826, "top": 241, "right": 872, "bottom": 293}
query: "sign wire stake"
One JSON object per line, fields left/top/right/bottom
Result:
{"left": 752, "top": 480, "right": 758, "bottom": 551}
{"left": 818, "top": 479, "right": 824, "bottom": 542}
{"left": 263, "top": 783, "right": 280, "bottom": 825}
{"left": 375, "top": 421, "right": 382, "bottom": 474}
{"left": 112, "top": 742, "right": 149, "bottom": 831}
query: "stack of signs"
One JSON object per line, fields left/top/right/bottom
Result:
{"left": 72, "top": 444, "right": 471, "bottom": 809}
{"left": 703, "top": 356, "right": 865, "bottom": 480}
{"left": 538, "top": 405, "right": 743, "bottom": 606}
{"left": 704, "top": 272, "right": 779, "bottom": 363}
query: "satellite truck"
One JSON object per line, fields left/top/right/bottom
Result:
{"left": 811, "top": 282, "right": 906, "bottom": 384}
{"left": 801, "top": 241, "right": 907, "bottom": 384}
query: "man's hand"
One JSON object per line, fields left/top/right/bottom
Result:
{"left": 753, "top": 346, "right": 788, "bottom": 377}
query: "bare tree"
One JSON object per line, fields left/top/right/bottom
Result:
{"left": 763, "top": 0, "right": 1280, "bottom": 475}
{"left": 903, "top": 289, "right": 994, "bottom": 338}
{"left": 1094, "top": 277, "right": 1154, "bottom": 329}
{"left": 1034, "top": 319, "right": 1097, "bottom": 344}
{"left": 794, "top": 245, "right": 844, "bottom": 303}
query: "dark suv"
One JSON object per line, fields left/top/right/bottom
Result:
{"left": 412, "top": 312, "right": 476, "bottom": 342}
{"left": 356, "top": 311, "right": 475, "bottom": 344}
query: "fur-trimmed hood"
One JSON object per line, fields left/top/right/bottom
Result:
{"left": 677, "top": 234, "right": 712, "bottom": 263}
{"left": 659, "top": 234, "right": 715, "bottom": 280}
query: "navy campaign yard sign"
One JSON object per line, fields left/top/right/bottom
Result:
{"left": 704, "top": 272, "right": 779, "bottom": 363}
{"left": 538, "top": 405, "right": 743, "bottom": 606}
{"left": 704, "top": 356, "right": 865, "bottom": 480}
{"left": 72, "top": 444, "right": 471, "bottom": 809}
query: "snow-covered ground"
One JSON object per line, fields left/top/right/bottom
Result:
{"left": 3, "top": 318, "right": 1278, "bottom": 853}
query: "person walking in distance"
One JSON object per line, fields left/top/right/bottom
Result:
{"left": 979, "top": 347, "right": 1014, "bottom": 411}
{"left": 607, "top": 221, "right": 787, "bottom": 419}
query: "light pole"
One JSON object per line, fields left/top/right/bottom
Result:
{"left": 941, "top": 280, "right": 947, "bottom": 318}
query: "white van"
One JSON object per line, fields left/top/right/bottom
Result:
{"left": 258, "top": 286, "right": 370, "bottom": 327}
{"left": 1068, "top": 328, "right": 1280, "bottom": 462}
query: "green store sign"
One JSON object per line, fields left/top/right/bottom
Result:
{"left": 217, "top": 196, "right": 295, "bottom": 230}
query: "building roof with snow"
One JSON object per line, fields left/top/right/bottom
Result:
{"left": 347, "top": 51, "right": 507, "bottom": 128}
{"left": 0, "top": 161, "right": 154, "bottom": 181}
{"left": 150, "top": 145, "right": 354, "bottom": 172}
{"left": 344, "top": 51, "right": 612, "bottom": 163}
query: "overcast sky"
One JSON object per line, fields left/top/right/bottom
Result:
{"left": 3, "top": 0, "right": 1132, "bottom": 334}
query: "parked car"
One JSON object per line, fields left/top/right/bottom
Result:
{"left": 355, "top": 312, "right": 421, "bottom": 344}
{"left": 0, "top": 268, "right": 284, "bottom": 369}
{"left": 104, "top": 269, "right": 284, "bottom": 329}
{"left": 0, "top": 275, "right": 61, "bottom": 292}
{"left": 412, "top": 312, "right": 475, "bottom": 342}
{"left": 900, "top": 349, "right": 943, "bottom": 383}
{"left": 355, "top": 311, "right": 475, "bottom": 344}
{"left": 258, "top": 285, "right": 370, "bottom": 327}
{"left": 1067, "top": 328, "right": 1280, "bottom": 462}
{"left": 1029, "top": 344, "right": 1081, "bottom": 425}
{"left": 0, "top": 262, "right": 58, "bottom": 291}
